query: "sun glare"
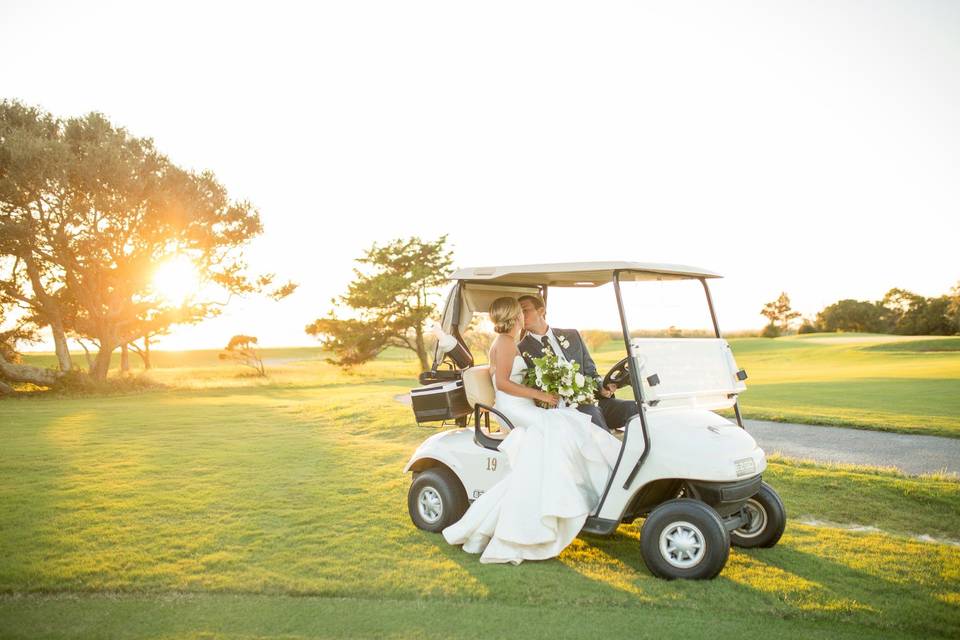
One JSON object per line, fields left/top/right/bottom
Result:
{"left": 152, "top": 256, "right": 200, "bottom": 304}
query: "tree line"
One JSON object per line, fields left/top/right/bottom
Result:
{"left": 761, "top": 286, "right": 960, "bottom": 337}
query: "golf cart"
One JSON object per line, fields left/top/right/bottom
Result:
{"left": 403, "top": 262, "right": 785, "bottom": 579}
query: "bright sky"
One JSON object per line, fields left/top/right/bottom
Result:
{"left": 2, "top": 0, "right": 958, "bottom": 350}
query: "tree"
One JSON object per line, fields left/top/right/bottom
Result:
{"left": 912, "top": 296, "right": 954, "bottom": 336}
{"left": 760, "top": 292, "right": 801, "bottom": 337}
{"left": 878, "top": 287, "right": 956, "bottom": 335}
{"left": 127, "top": 330, "right": 165, "bottom": 370}
{"left": 815, "top": 299, "right": 888, "bottom": 333}
{"left": 218, "top": 334, "right": 265, "bottom": 376}
{"left": 306, "top": 236, "right": 453, "bottom": 370}
{"left": 0, "top": 101, "right": 295, "bottom": 380}
{"left": 879, "top": 288, "right": 925, "bottom": 334}
{"left": 0, "top": 105, "right": 74, "bottom": 373}
{"left": 948, "top": 281, "right": 960, "bottom": 335}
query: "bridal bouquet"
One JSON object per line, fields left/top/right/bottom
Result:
{"left": 522, "top": 348, "right": 598, "bottom": 408}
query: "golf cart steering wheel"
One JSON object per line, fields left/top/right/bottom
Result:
{"left": 603, "top": 357, "right": 631, "bottom": 391}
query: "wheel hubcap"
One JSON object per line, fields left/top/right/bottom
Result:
{"left": 735, "top": 499, "right": 768, "bottom": 538}
{"left": 418, "top": 487, "right": 443, "bottom": 524}
{"left": 659, "top": 520, "right": 706, "bottom": 569}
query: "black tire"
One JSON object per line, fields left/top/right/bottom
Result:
{"left": 407, "top": 467, "right": 468, "bottom": 532}
{"left": 730, "top": 481, "right": 786, "bottom": 548}
{"left": 640, "top": 499, "right": 730, "bottom": 580}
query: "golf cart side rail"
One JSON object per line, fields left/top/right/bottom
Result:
{"left": 473, "top": 402, "right": 517, "bottom": 451}
{"left": 609, "top": 270, "right": 650, "bottom": 495}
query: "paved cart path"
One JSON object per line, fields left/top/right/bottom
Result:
{"left": 743, "top": 419, "right": 959, "bottom": 476}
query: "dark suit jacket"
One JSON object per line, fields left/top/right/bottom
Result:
{"left": 518, "top": 328, "right": 604, "bottom": 395}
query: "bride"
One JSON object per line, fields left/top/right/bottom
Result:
{"left": 442, "top": 296, "right": 622, "bottom": 564}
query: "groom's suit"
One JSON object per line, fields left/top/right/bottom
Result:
{"left": 518, "top": 328, "right": 638, "bottom": 433}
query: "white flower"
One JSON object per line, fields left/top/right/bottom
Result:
{"left": 574, "top": 372, "right": 585, "bottom": 386}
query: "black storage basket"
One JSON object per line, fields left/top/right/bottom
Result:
{"left": 410, "top": 379, "right": 472, "bottom": 423}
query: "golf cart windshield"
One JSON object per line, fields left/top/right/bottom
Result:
{"left": 614, "top": 278, "right": 745, "bottom": 411}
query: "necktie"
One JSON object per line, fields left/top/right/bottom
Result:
{"left": 541, "top": 336, "right": 552, "bottom": 353}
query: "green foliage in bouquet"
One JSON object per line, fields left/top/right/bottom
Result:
{"left": 522, "top": 347, "right": 598, "bottom": 408}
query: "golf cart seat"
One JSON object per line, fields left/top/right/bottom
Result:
{"left": 462, "top": 366, "right": 516, "bottom": 450}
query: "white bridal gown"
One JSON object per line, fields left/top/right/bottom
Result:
{"left": 442, "top": 355, "right": 622, "bottom": 564}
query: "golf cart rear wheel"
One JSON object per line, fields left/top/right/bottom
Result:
{"left": 408, "top": 467, "right": 468, "bottom": 533}
{"left": 731, "top": 482, "right": 786, "bottom": 548}
{"left": 640, "top": 499, "right": 729, "bottom": 580}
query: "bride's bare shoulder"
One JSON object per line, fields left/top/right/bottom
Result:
{"left": 488, "top": 334, "right": 519, "bottom": 361}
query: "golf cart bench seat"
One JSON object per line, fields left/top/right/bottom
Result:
{"left": 462, "top": 366, "right": 515, "bottom": 450}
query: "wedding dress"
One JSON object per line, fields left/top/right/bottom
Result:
{"left": 442, "top": 354, "right": 622, "bottom": 564}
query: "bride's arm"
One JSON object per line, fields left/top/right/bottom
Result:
{"left": 491, "top": 340, "right": 558, "bottom": 406}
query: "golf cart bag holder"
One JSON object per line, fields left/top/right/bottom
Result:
{"left": 439, "top": 326, "right": 473, "bottom": 369}
{"left": 410, "top": 379, "right": 473, "bottom": 424}
{"left": 418, "top": 367, "right": 461, "bottom": 386}
{"left": 473, "top": 403, "right": 516, "bottom": 451}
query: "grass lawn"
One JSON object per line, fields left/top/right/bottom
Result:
{"left": 1, "top": 356, "right": 959, "bottom": 638}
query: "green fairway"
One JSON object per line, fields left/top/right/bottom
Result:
{"left": 861, "top": 337, "right": 960, "bottom": 352}
{"left": 1, "top": 358, "right": 958, "bottom": 638}
{"left": 727, "top": 335, "right": 960, "bottom": 437}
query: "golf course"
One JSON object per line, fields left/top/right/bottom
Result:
{"left": 1, "top": 333, "right": 958, "bottom": 639}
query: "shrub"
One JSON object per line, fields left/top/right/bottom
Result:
{"left": 761, "top": 323, "right": 782, "bottom": 338}
{"left": 54, "top": 370, "right": 164, "bottom": 395}
{"left": 797, "top": 319, "right": 819, "bottom": 334}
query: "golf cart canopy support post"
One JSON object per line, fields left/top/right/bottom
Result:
{"left": 700, "top": 278, "right": 745, "bottom": 429}
{"left": 611, "top": 269, "right": 651, "bottom": 494}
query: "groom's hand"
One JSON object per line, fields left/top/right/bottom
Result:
{"left": 599, "top": 383, "right": 617, "bottom": 398}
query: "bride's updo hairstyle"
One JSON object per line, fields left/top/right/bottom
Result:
{"left": 489, "top": 296, "right": 522, "bottom": 334}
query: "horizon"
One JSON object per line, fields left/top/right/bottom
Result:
{"left": 2, "top": 0, "right": 958, "bottom": 352}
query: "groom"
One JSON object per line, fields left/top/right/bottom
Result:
{"left": 517, "top": 294, "right": 638, "bottom": 433}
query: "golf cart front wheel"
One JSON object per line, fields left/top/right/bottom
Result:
{"left": 731, "top": 481, "right": 786, "bottom": 548}
{"left": 408, "top": 467, "right": 468, "bottom": 533}
{"left": 640, "top": 499, "right": 730, "bottom": 580}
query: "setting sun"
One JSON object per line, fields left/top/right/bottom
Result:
{"left": 152, "top": 256, "right": 200, "bottom": 305}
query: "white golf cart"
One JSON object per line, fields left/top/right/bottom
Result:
{"left": 404, "top": 262, "right": 785, "bottom": 579}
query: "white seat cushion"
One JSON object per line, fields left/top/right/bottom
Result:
{"left": 461, "top": 365, "right": 495, "bottom": 408}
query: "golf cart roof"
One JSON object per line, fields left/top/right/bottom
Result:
{"left": 449, "top": 261, "right": 721, "bottom": 287}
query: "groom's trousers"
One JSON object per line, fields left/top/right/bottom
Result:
{"left": 577, "top": 397, "right": 639, "bottom": 433}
